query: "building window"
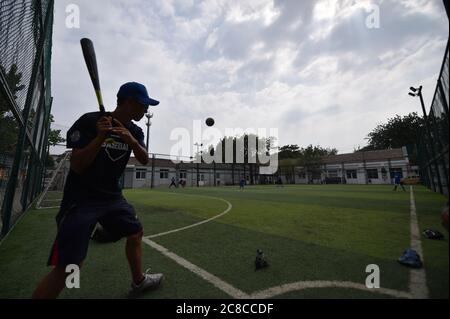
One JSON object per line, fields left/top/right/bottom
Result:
{"left": 346, "top": 170, "right": 357, "bottom": 179}
{"left": 200, "top": 174, "right": 205, "bottom": 181}
{"left": 327, "top": 170, "right": 338, "bottom": 177}
{"left": 180, "top": 170, "right": 187, "bottom": 179}
{"left": 389, "top": 168, "right": 403, "bottom": 179}
{"left": 366, "top": 169, "right": 379, "bottom": 179}
{"left": 312, "top": 172, "right": 321, "bottom": 179}
{"left": 216, "top": 173, "right": 220, "bottom": 179}
{"left": 135, "top": 169, "right": 146, "bottom": 180}
{"left": 298, "top": 172, "right": 306, "bottom": 179}
{"left": 160, "top": 169, "right": 169, "bottom": 179}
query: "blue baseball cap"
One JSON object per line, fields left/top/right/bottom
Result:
{"left": 117, "top": 82, "right": 159, "bottom": 106}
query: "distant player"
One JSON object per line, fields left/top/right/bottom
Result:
{"left": 33, "top": 82, "right": 163, "bottom": 298}
{"left": 276, "top": 176, "right": 284, "bottom": 187}
{"left": 392, "top": 173, "right": 406, "bottom": 191}
{"left": 239, "top": 177, "right": 246, "bottom": 190}
{"left": 169, "top": 177, "right": 177, "bottom": 188}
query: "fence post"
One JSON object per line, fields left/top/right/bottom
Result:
{"left": 418, "top": 90, "right": 443, "bottom": 194}
{"left": 150, "top": 153, "right": 155, "bottom": 188}
{"left": 437, "top": 79, "right": 449, "bottom": 119}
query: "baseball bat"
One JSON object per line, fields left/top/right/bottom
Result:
{"left": 80, "top": 38, "right": 105, "bottom": 113}
{"left": 80, "top": 38, "right": 115, "bottom": 144}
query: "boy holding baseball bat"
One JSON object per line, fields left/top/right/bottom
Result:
{"left": 33, "top": 82, "right": 162, "bottom": 298}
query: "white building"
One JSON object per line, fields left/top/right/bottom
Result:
{"left": 278, "top": 147, "right": 417, "bottom": 185}
{"left": 123, "top": 147, "right": 418, "bottom": 188}
{"left": 124, "top": 157, "right": 256, "bottom": 188}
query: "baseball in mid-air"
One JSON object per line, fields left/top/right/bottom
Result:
{"left": 206, "top": 117, "right": 215, "bottom": 127}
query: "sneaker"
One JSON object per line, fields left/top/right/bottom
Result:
{"left": 130, "top": 269, "right": 164, "bottom": 295}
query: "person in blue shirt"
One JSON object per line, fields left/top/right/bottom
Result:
{"left": 33, "top": 82, "right": 163, "bottom": 298}
{"left": 393, "top": 173, "right": 406, "bottom": 191}
{"left": 239, "top": 177, "right": 246, "bottom": 190}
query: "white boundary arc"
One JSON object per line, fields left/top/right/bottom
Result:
{"left": 141, "top": 188, "right": 426, "bottom": 299}
{"left": 144, "top": 194, "right": 232, "bottom": 239}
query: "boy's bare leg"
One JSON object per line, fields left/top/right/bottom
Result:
{"left": 126, "top": 230, "right": 144, "bottom": 284}
{"left": 32, "top": 266, "right": 69, "bottom": 299}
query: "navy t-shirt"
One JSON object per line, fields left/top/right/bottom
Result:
{"left": 61, "top": 112, "right": 145, "bottom": 204}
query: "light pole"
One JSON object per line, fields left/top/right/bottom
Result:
{"left": 409, "top": 86, "right": 443, "bottom": 194}
{"left": 408, "top": 86, "right": 428, "bottom": 119}
{"left": 145, "top": 112, "right": 153, "bottom": 152}
{"left": 194, "top": 142, "right": 203, "bottom": 187}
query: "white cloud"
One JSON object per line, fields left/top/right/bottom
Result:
{"left": 50, "top": 0, "right": 449, "bottom": 156}
{"left": 399, "top": 0, "right": 443, "bottom": 17}
{"left": 225, "top": 0, "right": 280, "bottom": 26}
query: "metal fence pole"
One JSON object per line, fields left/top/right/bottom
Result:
{"left": 418, "top": 90, "right": 443, "bottom": 194}
{"left": 437, "top": 79, "right": 449, "bottom": 118}
{"left": 151, "top": 153, "right": 155, "bottom": 188}
{"left": 429, "top": 111, "right": 449, "bottom": 190}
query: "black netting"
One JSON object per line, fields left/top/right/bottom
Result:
{"left": 415, "top": 41, "right": 449, "bottom": 197}
{"left": 0, "top": 0, "right": 54, "bottom": 237}
{"left": 0, "top": 0, "right": 41, "bottom": 112}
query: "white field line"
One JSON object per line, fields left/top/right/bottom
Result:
{"left": 144, "top": 195, "right": 232, "bottom": 239}
{"left": 36, "top": 206, "right": 60, "bottom": 210}
{"left": 249, "top": 281, "right": 412, "bottom": 299}
{"left": 142, "top": 191, "right": 413, "bottom": 299}
{"left": 143, "top": 238, "right": 411, "bottom": 299}
{"left": 142, "top": 238, "right": 249, "bottom": 298}
{"left": 409, "top": 186, "right": 429, "bottom": 299}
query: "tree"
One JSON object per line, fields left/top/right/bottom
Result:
{"left": 1, "top": 63, "right": 64, "bottom": 172}
{"left": 47, "top": 114, "right": 65, "bottom": 147}
{"left": 278, "top": 144, "right": 301, "bottom": 159}
{"left": 361, "top": 112, "right": 423, "bottom": 151}
{"left": 278, "top": 144, "right": 337, "bottom": 164}
{"left": 0, "top": 64, "right": 25, "bottom": 153}
{"left": 210, "top": 134, "right": 274, "bottom": 185}
{"left": 45, "top": 114, "right": 65, "bottom": 167}
{"left": 278, "top": 144, "right": 338, "bottom": 183}
{"left": 0, "top": 64, "right": 25, "bottom": 107}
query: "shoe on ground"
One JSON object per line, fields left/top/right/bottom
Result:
{"left": 130, "top": 270, "right": 163, "bottom": 295}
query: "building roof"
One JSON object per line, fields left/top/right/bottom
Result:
{"left": 321, "top": 148, "right": 406, "bottom": 164}
{"left": 128, "top": 157, "right": 177, "bottom": 168}
{"left": 127, "top": 157, "right": 256, "bottom": 170}
{"left": 128, "top": 148, "right": 407, "bottom": 169}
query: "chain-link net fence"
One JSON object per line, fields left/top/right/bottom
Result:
{"left": 0, "top": 0, "right": 54, "bottom": 238}
{"left": 36, "top": 152, "right": 69, "bottom": 209}
{"left": 124, "top": 153, "right": 264, "bottom": 189}
{"left": 35, "top": 151, "right": 266, "bottom": 210}
{"left": 415, "top": 41, "right": 449, "bottom": 197}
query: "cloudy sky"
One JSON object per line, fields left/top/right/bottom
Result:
{"left": 50, "top": 0, "right": 449, "bottom": 156}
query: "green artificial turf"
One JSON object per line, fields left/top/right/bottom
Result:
{"left": 0, "top": 185, "right": 447, "bottom": 299}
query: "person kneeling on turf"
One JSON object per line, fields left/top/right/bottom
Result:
{"left": 33, "top": 82, "right": 163, "bottom": 299}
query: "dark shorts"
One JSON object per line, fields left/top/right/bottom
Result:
{"left": 48, "top": 197, "right": 142, "bottom": 266}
